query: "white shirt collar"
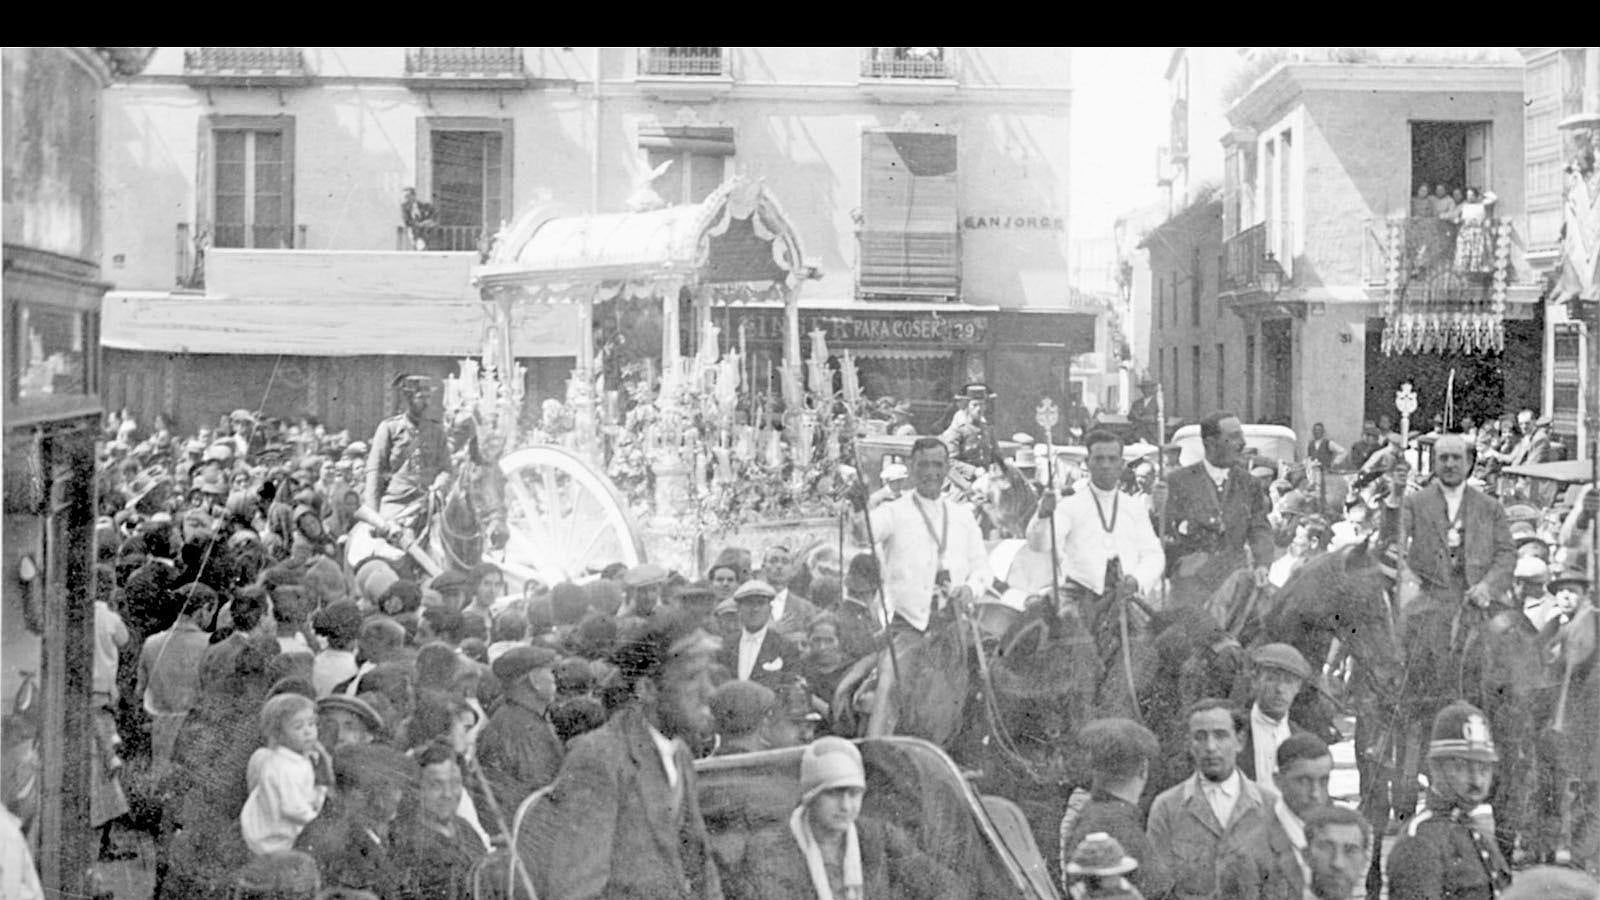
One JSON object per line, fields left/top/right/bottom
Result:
{"left": 1202, "top": 459, "right": 1231, "bottom": 485}
{"left": 1251, "top": 701, "right": 1290, "bottom": 733}
{"left": 1201, "top": 769, "right": 1241, "bottom": 797}
{"left": 646, "top": 722, "right": 680, "bottom": 789}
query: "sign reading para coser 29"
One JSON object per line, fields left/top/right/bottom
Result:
{"left": 730, "top": 310, "right": 989, "bottom": 346}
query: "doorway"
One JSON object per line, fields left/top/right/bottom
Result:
{"left": 1411, "top": 121, "right": 1492, "bottom": 200}
{"left": 1261, "top": 318, "right": 1293, "bottom": 426}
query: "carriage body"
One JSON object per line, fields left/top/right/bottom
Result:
{"left": 1168, "top": 423, "right": 1299, "bottom": 468}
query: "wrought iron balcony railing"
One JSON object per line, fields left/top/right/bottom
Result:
{"left": 1222, "top": 222, "right": 1269, "bottom": 292}
{"left": 405, "top": 47, "right": 525, "bottom": 79}
{"left": 184, "top": 47, "right": 307, "bottom": 76}
{"left": 1377, "top": 216, "right": 1513, "bottom": 300}
{"left": 861, "top": 48, "right": 949, "bottom": 79}
{"left": 639, "top": 47, "right": 724, "bottom": 77}
{"left": 397, "top": 224, "right": 488, "bottom": 253}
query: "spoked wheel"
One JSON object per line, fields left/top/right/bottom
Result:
{"left": 497, "top": 445, "right": 647, "bottom": 586}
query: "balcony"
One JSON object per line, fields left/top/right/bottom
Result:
{"left": 396, "top": 224, "right": 491, "bottom": 255}
{"left": 639, "top": 47, "right": 725, "bottom": 76}
{"left": 1375, "top": 216, "right": 1518, "bottom": 355}
{"left": 862, "top": 47, "right": 949, "bottom": 79}
{"left": 404, "top": 47, "right": 527, "bottom": 91}
{"left": 636, "top": 47, "right": 732, "bottom": 101}
{"left": 1222, "top": 222, "right": 1270, "bottom": 293}
{"left": 175, "top": 222, "right": 306, "bottom": 289}
{"left": 859, "top": 47, "right": 956, "bottom": 102}
{"left": 181, "top": 47, "right": 311, "bottom": 92}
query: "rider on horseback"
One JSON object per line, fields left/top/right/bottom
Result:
{"left": 361, "top": 373, "right": 450, "bottom": 543}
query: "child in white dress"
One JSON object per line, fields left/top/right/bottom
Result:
{"left": 240, "top": 692, "right": 331, "bottom": 855}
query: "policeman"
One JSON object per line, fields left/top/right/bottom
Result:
{"left": 361, "top": 373, "right": 449, "bottom": 540}
{"left": 940, "top": 384, "right": 998, "bottom": 476}
{"left": 1386, "top": 700, "right": 1513, "bottom": 900}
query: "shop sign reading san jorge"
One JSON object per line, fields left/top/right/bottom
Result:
{"left": 961, "top": 214, "right": 1066, "bottom": 231}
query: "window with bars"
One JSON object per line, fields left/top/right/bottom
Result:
{"left": 416, "top": 118, "right": 513, "bottom": 252}
{"left": 858, "top": 131, "right": 959, "bottom": 298}
{"left": 200, "top": 116, "right": 294, "bottom": 250}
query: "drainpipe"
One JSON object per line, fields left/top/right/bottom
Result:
{"left": 591, "top": 47, "right": 602, "bottom": 213}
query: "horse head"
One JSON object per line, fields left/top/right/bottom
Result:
{"left": 1265, "top": 537, "right": 1404, "bottom": 709}
{"left": 978, "top": 461, "right": 1039, "bottom": 539}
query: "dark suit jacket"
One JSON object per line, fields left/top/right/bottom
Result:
{"left": 1163, "top": 461, "right": 1274, "bottom": 606}
{"left": 717, "top": 629, "right": 800, "bottom": 689}
{"left": 1256, "top": 805, "right": 1309, "bottom": 900}
{"left": 1398, "top": 481, "right": 1515, "bottom": 599}
{"left": 475, "top": 696, "right": 563, "bottom": 812}
{"left": 726, "top": 818, "right": 960, "bottom": 900}
{"left": 521, "top": 705, "right": 722, "bottom": 900}
{"left": 1059, "top": 790, "right": 1171, "bottom": 899}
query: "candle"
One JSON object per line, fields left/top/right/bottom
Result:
{"left": 714, "top": 446, "right": 733, "bottom": 484}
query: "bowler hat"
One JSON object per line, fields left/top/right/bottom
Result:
{"left": 1065, "top": 832, "right": 1139, "bottom": 877}
{"left": 1428, "top": 700, "right": 1498, "bottom": 763}
{"left": 1251, "top": 643, "right": 1311, "bottom": 681}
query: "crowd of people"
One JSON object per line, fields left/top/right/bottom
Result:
{"left": 1, "top": 377, "right": 1596, "bottom": 899}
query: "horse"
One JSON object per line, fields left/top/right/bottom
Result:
{"left": 345, "top": 449, "right": 508, "bottom": 584}
{"left": 967, "top": 460, "right": 1040, "bottom": 539}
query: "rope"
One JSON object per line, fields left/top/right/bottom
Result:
{"left": 954, "top": 600, "right": 1066, "bottom": 786}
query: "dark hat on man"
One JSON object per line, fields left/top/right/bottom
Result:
{"left": 492, "top": 645, "right": 560, "bottom": 683}
{"left": 312, "top": 600, "right": 363, "bottom": 645}
{"left": 954, "top": 383, "right": 998, "bottom": 402}
{"left": 733, "top": 579, "right": 777, "bottom": 604}
{"left": 553, "top": 657, "right": 595, "bottom": 695}
{"left": 674, "top": 580, "right": 717, "bottom": 606}
{"left": 709, "top": 680, "right": 777, "bottom": 736}
{"left": 429, "top": 569, "right": 471, "bottom": 594}
{"left": 1428, "top": 700, "right": 1498, "bottom": 763}
{"left": 1251, "top": 643, "right": 1311, "bottom": 681}
{"left": 392, "top": 373, "right": 431, "bottom": 392}
{"left": 317, "top": 695, "right": 387, "bottom": 738}
{"left": 1548, "top": 567, "right": 1591, "bottom": 591}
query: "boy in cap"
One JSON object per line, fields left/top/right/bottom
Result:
{"left": 476, "top": 645, "right": 563, "bottom": 809}
{"left": 1386, "top": 700, "right": 1512, "bottom": 900}
{"left": 1065, "top": 832, "right": 1145, "bottom": 899}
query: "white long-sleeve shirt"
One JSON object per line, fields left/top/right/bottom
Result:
{"left": 869, "top": 492, "right": 993, "bottom": 631}
{"left": 240, "top": 745, "right": 327, "bottom": 856}
{"left": 1025, "top": 484, "right": 1165, "bottom": 595}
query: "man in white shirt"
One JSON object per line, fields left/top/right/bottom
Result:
{"left": 855, "top": 437, "right": 993, "bottom": 634}
{"left": 1026, "top": 428, "right": 1165, "bottom": 608}
{"left": 1238, "top": 642, "right": 1312, "bottom": 782}
{"left": 1146, "top": 699, "right": 1279, "bottom": 900}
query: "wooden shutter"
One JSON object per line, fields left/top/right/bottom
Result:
{"left": 859, "top": 131, "right": 959, "bottom": 298}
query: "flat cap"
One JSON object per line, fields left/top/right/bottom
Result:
{"left": 492, "top": 645, "right": 560, "bottom": 683}
{"left": 709, "top": 680, "right": 777, "bottom": 736}
{"left": 714, "top": 598, "right": 738, "bottom": 617}
{"left": 429, "top": 569, "right": 471, "bottom": 592}
{"left": 733, "top": 579, "right": 777, "bottom": 603}
{"left": 317, "top": 695, "right": 386, "bottom": 737}
{"left": 1251, "top": 642, "right": 1311, "bottom": 681}
{"left": 622, "top": 563, "right": 668, "bottom": 588}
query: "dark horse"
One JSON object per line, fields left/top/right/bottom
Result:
{"left": 345, "top": 436, "right": 509, "bottom": 581}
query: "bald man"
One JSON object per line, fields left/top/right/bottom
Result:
{"left": 1394, "top": 433, "right": 1515, "bottom": 738}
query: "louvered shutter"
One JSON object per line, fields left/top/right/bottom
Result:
{"left": 859, "top": 131, "right": 959, "bottom": 298}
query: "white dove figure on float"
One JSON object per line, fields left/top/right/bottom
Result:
{"left": 624, "top": 158, "right": 675, "bottom": 212}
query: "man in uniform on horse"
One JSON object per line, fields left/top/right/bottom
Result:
{"left": 941, "top": 384, "right": 999, "bottom": 480}
{"left": 1158, "top": 411, "right": 1275, "bottom": 608}
{"left": 362, "top": 373, "right": 450, "bottom": 544}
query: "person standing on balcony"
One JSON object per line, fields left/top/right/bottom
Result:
{"left": 1431, "top": 183, "right": 1457, "bottom": 219}
{"left": 1452, "top": 187, "right": 1499, "bottom": 275}
{"left": 401, "top": 187, "right": 438, "bottom": 251}
{"left": 1411, "top": 183, "right": 1436, "bottom": 218}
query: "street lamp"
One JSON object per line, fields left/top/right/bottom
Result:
{"left": 1260, "top": 251, "right": 1285, "bottom": 299}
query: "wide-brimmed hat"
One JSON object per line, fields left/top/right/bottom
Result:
{"left": 317, "top": 695, "right": 386, "bottom": 738}
{"left": 1065, "top": 832, "right": 1139, "bottom": 877}
{"left": 954, "top": 383, "right": 997, "bottom": 402}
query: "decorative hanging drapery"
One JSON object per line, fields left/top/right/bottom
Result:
{"left": 1380, "top": 216, "right": 1511, "bottom": 356}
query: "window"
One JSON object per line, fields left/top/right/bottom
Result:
{"left": 859, "top": 131, "right": 959, "bottom": 298}
{"left": 199, "top": 116, "right": 294, "bottom": 249}
{"left": 1216, "top": 343, "right": 1226, "bottom": 408}
{"left": 647, "top": 148, "right": 726, "bottom": 206}
{"left": 417, "top": 118, "right": 514, "bottom": 252}
{"left": 1155, "top": 276, "right": 1165, "bottom": 329}
{"left": 1191, "top": 346, "right": 1202, "bottom": 417}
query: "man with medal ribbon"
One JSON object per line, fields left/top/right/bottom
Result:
{"left": 1394, "top": 435, "right": 1515, "bottom": 746}
{"left": 1027, "top": 428, "right": 1166, "bottom": 618}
